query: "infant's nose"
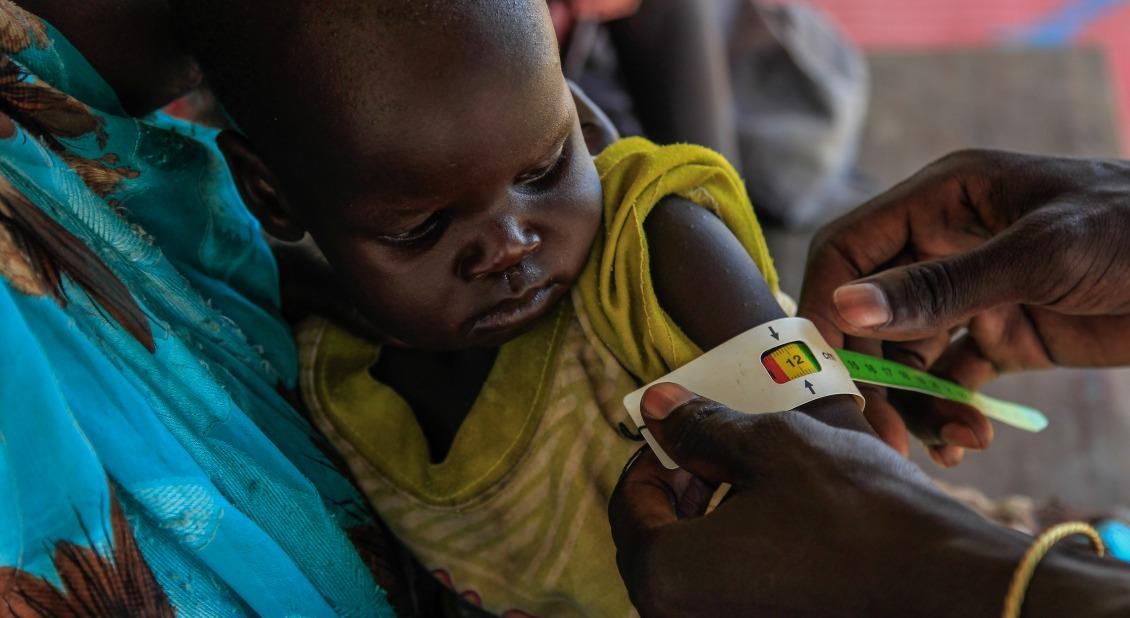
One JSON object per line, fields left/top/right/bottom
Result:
{"left": 461, "top": 221, "right": 541, "bottom": 281}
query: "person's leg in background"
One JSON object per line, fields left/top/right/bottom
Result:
{"left": 606, "top": 0, "right": 742, "bottom": 165}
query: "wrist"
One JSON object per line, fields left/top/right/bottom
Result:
{"left": 924, "top": 519, "right": 1130, "bottom": 618}
{"left": 907, "top": 521, "right": 1031, "bottom": 617}
{"left": 865, "top": 498, "right": 1037, "bottom": 617}
{"left": 923, "top": 520, "right": 1130, "bottom": 618}
{"left": 1024, "top": 542, "right": 1130, "bottom": 618}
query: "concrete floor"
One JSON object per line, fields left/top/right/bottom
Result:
{"left": 766, "top": 46, "right": 1130, "bottom": 510}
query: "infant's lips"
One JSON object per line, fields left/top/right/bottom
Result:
{"left": 487, "top": 282, "right": 548, "bottom": 313}
{"left": 470, "top": 281, "right": 557, "bottom": 334}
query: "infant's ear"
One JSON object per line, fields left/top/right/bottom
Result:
{"left": 216, "top": 130, "right": 305, "bottom": 241}
{"left": 569, "top": 80, "right": 618, "bottom": 155}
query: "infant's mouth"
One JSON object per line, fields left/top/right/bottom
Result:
{"left": 470, "top": 282, "right": 559, "bottom": 337}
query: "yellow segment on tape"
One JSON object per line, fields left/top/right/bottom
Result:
{"left": 763, "top": 342, "right": 821, "bottom": 383}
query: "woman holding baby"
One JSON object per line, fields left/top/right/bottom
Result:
{"left": 0, "top": 0, "right": 1129, "bottom": 616}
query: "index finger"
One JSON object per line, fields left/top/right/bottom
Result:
{"left": 800, "top": 153, "right": 1003, "bottom": 343}
{"left": 798, "top": 183, "right": 923, "bottom": 345}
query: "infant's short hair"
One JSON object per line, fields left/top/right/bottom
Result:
{"left": 170, "top": 0, "right": 555, "bottom": 183}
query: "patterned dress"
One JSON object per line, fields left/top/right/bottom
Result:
{"left": 0, "top": 4, "right": 394, "bottom": 615}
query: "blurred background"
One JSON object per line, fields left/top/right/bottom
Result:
{"left": 768, "top": 0, "right": 1130, "bottom": 514}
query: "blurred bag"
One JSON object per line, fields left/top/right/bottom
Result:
{"left": 725, "top": 1, "right": 871, "bottom": 227}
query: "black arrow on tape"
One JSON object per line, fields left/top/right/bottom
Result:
{"left": 769, "top": 326, "right": 780, "bottom": 341}
{"left": 804, "top": 380, "right": 815, "bottom": 395}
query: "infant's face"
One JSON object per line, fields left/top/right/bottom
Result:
{"left": 305, "top": 74, "right": 602, "bottom": 349}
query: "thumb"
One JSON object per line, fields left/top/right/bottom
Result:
{"left": 640, "top": 383, "right": 757, "bottom": 484}
{"left": 832, "top": 231, "right": 1037, "bottom": 340}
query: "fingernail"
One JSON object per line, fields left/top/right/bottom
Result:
{"left": 834, "top": 283, "right": 892, "bottom": 328}
{"left": 641, "top": 383, "right": 696, "bottom": 421}
{"left": 937, "top": 445, "right": 966, "bottom": 468}
{"left": 941, "top": 423, "right": 983, "bottom": 450}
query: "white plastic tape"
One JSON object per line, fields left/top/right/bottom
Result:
{"left": 623, "top": 317, "right": 864, "bottom": 469}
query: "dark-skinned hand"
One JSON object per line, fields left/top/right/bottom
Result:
{"left": 609, "top": 383, "right": 1130, "bottom": 617}
{"left": 797, "top": 149, "right": 1130, "bottom": 466}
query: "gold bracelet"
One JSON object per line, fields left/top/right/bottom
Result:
{"left": 1001, "top": 522, "right": 1106, "bottom": 618}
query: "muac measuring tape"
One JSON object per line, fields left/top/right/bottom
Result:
{"left": 835, "top": 349, "right": 1047, "bottom": 433}
{"left": 623, "top": 317, "right": 1049, "bottom": 469}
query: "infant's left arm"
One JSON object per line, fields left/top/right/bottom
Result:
{"left": 645, "top": 195, "right": 859, "bottom": 419}
{"left": 645, "top": 195, "right": 784, "bottom": 348}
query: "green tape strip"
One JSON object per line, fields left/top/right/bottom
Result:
{"left": 835, "top": 349, "right": 1049, "bottom": 433}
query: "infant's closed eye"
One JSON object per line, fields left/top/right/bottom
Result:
{"left": 377, "top": 210, "right": 449, "bottom": 247}
{"left": 514, "top": 139, "right": 570, "bottom": 193}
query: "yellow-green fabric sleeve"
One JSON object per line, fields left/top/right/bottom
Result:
{"left": 576, "top": 136, "right": 779, "bottom": 383}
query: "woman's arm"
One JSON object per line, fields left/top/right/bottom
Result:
{"left": 1027, "top": 548, "right": 1130, "bottom": 618}
{"left": 610, "top": 384, "right": 1130, "bottom": 618}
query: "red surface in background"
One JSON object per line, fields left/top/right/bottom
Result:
{"left": 796, "top": 0, "right": 1065, "bottom": 48}
{"left": 790, "top": 0, "right": 1130, "bottom": 153}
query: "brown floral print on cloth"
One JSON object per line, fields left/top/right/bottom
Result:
{"left": 0, "top": 53, "right": 110, "bottom": 145}
{"left": 59, "top": 151, "right": 140, "bottom": 200}
{"left": 0, "top": 170, "right": 153, "bottom": 350}
{"left": 0, "top": 1, "right": 47, "bottom": 55}
{"left": 0, "top": 489, "right": 175, "bottom": 617}
{"left": 0, "top": 56, "right": 106, "bottom": 148}
{"left": 0, "top": 46, "right": 152, "bottom": 349}
{"left": 0, "top": 55, "right": 141, "bottom": 198}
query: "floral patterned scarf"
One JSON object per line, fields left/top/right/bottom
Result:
{"left": 0, "top": 3, "right": 394, "bottom": 616}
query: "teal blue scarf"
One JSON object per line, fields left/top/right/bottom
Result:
{"left": 0, "top": 5, "right": 393, "bottom": 616}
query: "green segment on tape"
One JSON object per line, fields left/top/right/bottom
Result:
{"left": 835, "top": 349, "right": 1049, "bottom": 433}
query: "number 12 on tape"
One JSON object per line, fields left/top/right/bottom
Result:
{"left": 763, "top": 342, "right": 821, "bottom": 383}
{"left": 622, "top": 319, "right": 1047, "bottom": 471}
